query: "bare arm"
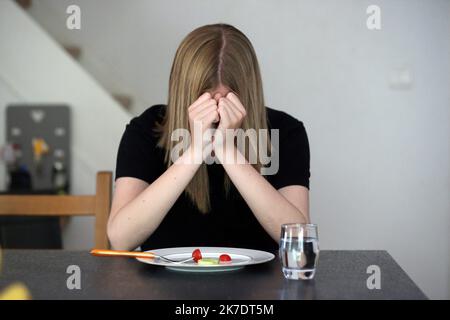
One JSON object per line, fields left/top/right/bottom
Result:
{"left": 218, "top": 145, "right": 309, "bottom": 242}
{"left": 107, "top": 147, "right": 201, "bottom": 250}
{"left": 107, "top": 92, "right": 219, "bottom": 250}
{"left": 214, "top": 92, "right": 310, "bottom": 241}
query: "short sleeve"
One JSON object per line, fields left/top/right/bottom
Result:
{"left": 115, "top": 122, "right": 163, "bottom": 184}
{"left": 269, "top": 122, "right": 310, "bottom": 190}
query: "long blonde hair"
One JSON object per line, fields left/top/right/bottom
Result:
{"left": 158, "top": 23, "right": 269, "bottom": 213}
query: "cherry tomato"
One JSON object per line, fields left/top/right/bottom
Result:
{"left": 219, "top": 254, "right": 232, "bottom": 263}
{"left": 192, "top": 249, "right": 202, "bottom": 262}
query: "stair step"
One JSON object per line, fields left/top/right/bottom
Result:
{"left": 64, "top": 46, "right": 82, "bottom": 60}
{"left": 16, "top": 0, "right": 32, "bottom": 9}
{"left": 112, "top": 94, "right": 133, "bottom": 111}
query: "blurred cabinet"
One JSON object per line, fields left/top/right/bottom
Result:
{"left": 2, "top": 105, "right": 71, "bottom": 249}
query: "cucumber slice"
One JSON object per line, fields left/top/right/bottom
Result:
{"left": 197, "top": 258, "right": 219, "bottom": 265}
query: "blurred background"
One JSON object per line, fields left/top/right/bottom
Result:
{"left": 0, "top": 0, "right": 448, "bottom": 299}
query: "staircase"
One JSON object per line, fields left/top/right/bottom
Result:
{"left": 0, "top": 0, "right": 131, "bottom": 249}
{"left": 15, "top": 0, "right": 134, "bottom": 112}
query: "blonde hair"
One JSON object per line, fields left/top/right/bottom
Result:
{"left": 158, "top": 23, "right": 269, "bottom": 213}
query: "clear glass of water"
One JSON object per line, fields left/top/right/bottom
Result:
{"left": 279, "top": 223, "right": 319, "bottom": 280}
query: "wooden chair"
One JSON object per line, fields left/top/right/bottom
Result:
{"left": 0, "top": 171, "right": 112, "bottom": 249}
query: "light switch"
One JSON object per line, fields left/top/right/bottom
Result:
{"left": 389, "top": 66, "right": 413, "bottom": 90}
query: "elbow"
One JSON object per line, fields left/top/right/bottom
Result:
{"left": 107, "top": 216, "right": 132, "bottom": 251}
{"left": 106, "top": 221, "right": 121, "bottom": 250}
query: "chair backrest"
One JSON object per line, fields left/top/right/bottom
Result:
{"left": 0, "top": 171, "right": 112, "bottom": 249}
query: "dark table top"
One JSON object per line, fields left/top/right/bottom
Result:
{"left": 0, "top": 250, "right": 426, "bottom": 300}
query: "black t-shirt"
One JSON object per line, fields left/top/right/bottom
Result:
{"left": 115, "top": 105, "right": 310, "bottom": 251}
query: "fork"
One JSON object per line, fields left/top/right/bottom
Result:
{"left": 90, "top": 249, "right": 193, "bottom": 264}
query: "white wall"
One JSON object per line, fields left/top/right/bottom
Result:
{"left": 0, "top": 0, "right": 131, "bottom": 249}
{"left": 10, "top": 0, "right": 450, "bottom": 299}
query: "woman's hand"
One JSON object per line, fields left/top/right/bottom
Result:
{"left": 217, "top": 92, "right": 246, "bottom": 133}
{"left": 214, "top": 92, "right": 246, "bottom": 160}
{"left": 188, "top": 92, "right": 220, "bottom": 162}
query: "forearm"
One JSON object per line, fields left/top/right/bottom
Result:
{"left": 108, "top": 148, "right": 201, "bottom": 250}
{"left": 218, "top": 146, "right": 308, "bottom": 241}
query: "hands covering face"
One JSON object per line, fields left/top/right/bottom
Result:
{"left": 187, "top": 92, "right": 246, "bottom": 157}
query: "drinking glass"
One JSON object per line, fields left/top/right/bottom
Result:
{"left": 279, "top": 223, "right": 319, "bottom": 280}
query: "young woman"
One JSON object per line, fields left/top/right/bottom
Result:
{"left": 107, "top": 23, "right": 311, "bottom": 252}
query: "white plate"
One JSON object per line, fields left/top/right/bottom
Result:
{"left": 136, "top": 247, "right": 275, "bottom": 273}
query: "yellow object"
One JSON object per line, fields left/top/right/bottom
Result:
{"left": 0, "top": 247, "right": 32, "bottom": 300}
{"left": 0, "top": 282, "right": 31, "bottom": 300}
{"left": 32, "top": 138, "right": 49, "bottom": 161}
